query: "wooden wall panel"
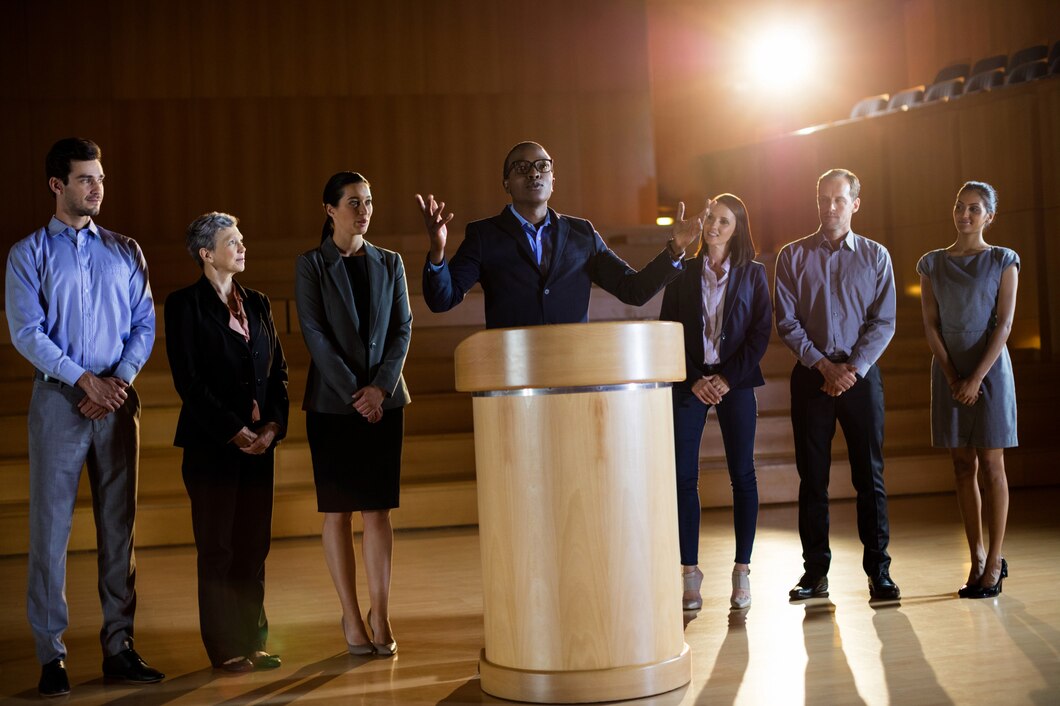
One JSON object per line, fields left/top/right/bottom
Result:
{"left": 0, "top": 3, "right": 29, "bottom": 100}
{"left": 190, "top": 1, "right": 275, "bottom": 98}
{"left": 421, "top": 1, "right": 502, "bottom": 95}
{"left": 575, "top": 92, "right": 658, "bottom": 227}
{"left": 26, "top": 3, "right": 113, "bottom": 101}
{"left": 958, "top": 92, "right": 1039, "bottom": 213}
{"left": 884, "top": 110, "right": 961, "bottom": 229}
{"left": 814, "top": 121, "right": 889, "bottom": 239}
{"left": 345, "top": 0, "right": 426, "bottom": 96}
{"left": 268, "top": 1, "right": 351, "bottom": 97}
{"left": 110, "top": 0, "right": 192, "bottom": 99}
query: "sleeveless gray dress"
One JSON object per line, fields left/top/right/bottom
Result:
{"left": 916, "top": 247, "right": 1019, "bottom": 448}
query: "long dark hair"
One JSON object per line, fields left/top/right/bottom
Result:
{"left": 321, "top": 171, "right": 370, "bottom": 242}
{"left": 689, "top": 193, "right": 757, "bottom": 267}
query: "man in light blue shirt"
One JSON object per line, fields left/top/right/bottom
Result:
{"left": 774, "top": 168, "right": 900, "bottom": 603}
{"left": 5, "top": 138, "right": 163, "bottom": 696}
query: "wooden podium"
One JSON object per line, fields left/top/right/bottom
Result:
{"left": 454, "top": 321, "right": 692, "bottom": 703}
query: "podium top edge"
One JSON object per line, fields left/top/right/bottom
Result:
{"left": 453, "top": 321, "right": 686, "bottom": 392}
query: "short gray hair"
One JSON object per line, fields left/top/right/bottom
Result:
{"left": 817, "top": 168, "right": 861, "bottom": 200}
{"left": 186, "top": 211, "right": 238, "bottom": 268}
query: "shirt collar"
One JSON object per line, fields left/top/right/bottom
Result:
{"left": 47, "top": 215, "right": 99, "bottom": 238}
{"left": 816, "top": 229, "right": 855, "bottom": 252}
{"left": 508, "top": 204, "right": 551, "bottom": 232}
{"left": 701, "top": 255, "right": 731, "bottom": 279}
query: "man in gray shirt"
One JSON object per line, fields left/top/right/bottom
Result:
{"left": 774, "top": 168, "right": 900, "bottom": 602}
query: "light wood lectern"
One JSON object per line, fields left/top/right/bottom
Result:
{"left": 454, "top": 321, "right": 692, "bottom": 703}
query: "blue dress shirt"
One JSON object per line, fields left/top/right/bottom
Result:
{"left": 5, "top": 216, "right": 156, "bottom": 386}
{"left": 774, "top": 229, "right": 895, "bottom": 377}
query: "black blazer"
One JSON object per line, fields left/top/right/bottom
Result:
{"left": 422, "top": 206, "right": 684, "bottom": 329}
{"left": 165, "top": 276, "right": 289, "bottom": 448}
{"left": 295, "top": 238, "right": 411, "bottom": 414}
{"left": 660, "top": 256, "right": 772, "bottom": 389}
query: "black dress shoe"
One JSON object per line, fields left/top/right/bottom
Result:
{"left": 868, "top": 573, "right": 901, "bottom": 601}
{"left": 102, "top": 648, "right": 165, "bottom": 683}
{"left": 39, "top": 658, "right": 70, "bottom": 697}
{"left": 789, "top": 574, "right": 829, "bottom": 600}
{"left": 250, "top": 652, "right": 281, "bottom": 670}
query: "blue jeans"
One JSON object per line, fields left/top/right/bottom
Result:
{"left": 672, "top": 384, "right": 759, "bottom": 566}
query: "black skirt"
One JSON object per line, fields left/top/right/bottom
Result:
{"left": 306, "top": 408, "right": 404, "bottom": 512}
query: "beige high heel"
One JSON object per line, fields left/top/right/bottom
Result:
{"left": 367, "top": 610, "right": 398, "bottom": 656}
{"left": 682, "top": 567, "right": 704, "bottom": 610}
{"left": 730, "top": 568, "right": 751, "bottom": 609}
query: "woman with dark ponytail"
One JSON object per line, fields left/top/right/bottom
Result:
{"left": 295, "top": 172, "right": 411, "bottom": 655}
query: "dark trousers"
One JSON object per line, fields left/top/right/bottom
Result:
{"left": 673, "top": 384, "right": 759, "bottom": 566}
{"left": 181, "top": 445, "right": 274, "bottom": 665}
{"left": 790, "top": 363, "right": 891, "bottom": 578}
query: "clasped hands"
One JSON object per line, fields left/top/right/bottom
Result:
{"left": 814, "top": 359, "right": 858, "bottom": 397}
{"left": 352, "top": 384, "right": 385, "bottom": 423}
{"left": 76, "top": 371, "right": 128, "bottom": 420}
{"left": 948, "top": 376, "right": 983, "bottom": 407}
{"left": 691, "top": 374, "right": 730, "bottom": 405}
{"left": 231, "top": 422, "right": 280, "bottom": 455}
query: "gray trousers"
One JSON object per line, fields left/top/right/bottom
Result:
{"left": 27, "top": 378, "right": 141, "bottom": 664}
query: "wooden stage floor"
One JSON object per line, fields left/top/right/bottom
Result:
{"left": 0, "top": 488, "right": 1058, "bottom": 705}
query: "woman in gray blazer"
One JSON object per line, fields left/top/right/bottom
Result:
{"left": 295, "top": 172, "right": 411, "bottom": 656}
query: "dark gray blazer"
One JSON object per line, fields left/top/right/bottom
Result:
{"left": 295, "top": 237, "right": 411, "bottom": 413}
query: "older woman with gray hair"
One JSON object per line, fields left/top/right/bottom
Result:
{"left": 165, "top": 212, "right": 289, "bottom": 672}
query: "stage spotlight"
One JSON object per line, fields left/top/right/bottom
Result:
{"left": 747, "top": 23, "right": 816, "bottom": 91}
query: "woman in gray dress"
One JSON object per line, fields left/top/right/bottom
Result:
{"left": 917, "top": 181, "right": 1018, "bottom": 599}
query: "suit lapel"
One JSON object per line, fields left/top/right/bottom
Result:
{"left": 546, "top": 209, "right": 567, "bottom": 283}
{"left": 196, "top": 276, "right": 248, "bottom": 344}
{"left": 719, "top": 264, "right": 743, "bottom": 356}
{"left": 364, "top": 242, "right": 385, "bottom": 345}
{"left": 321, "top": 236, "right": 361, "bottom": 333}
{"left": 494, "top": 206, "right": 543, "bottom": 272}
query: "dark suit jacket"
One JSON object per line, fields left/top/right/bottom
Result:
{"left": 660, "top": 256, "right": 772, "bottom": 389}
{"left": 422, "top": 206, "right": 684, "bottom": 329}
{"left": 165, "top": 276, "right": 289, "bottom": 448}
{"left": 295, "top": 238, "right": 411, "bottom": 414}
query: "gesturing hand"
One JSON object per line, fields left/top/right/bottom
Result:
{"left": 415, "top": 193, "right": 454, "bottom": 265}
{"left": 669, "top": 198, "right": 714, "bottom": 257}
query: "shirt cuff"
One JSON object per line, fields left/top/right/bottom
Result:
{"left": 426, "top": 256, "right": 445, "bottom": 272}
{"left": 113, "top": 361, "right": 139, "bottom": 385}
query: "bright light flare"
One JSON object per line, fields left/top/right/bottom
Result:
{"left": 656, "top": 216, "right": 675, "bottom": 227}
{"left": 746, "top": 24, "right": 817, "bottom": 92}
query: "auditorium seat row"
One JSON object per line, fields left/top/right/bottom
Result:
{"left": 850, "top": 40, "right": 1060, "bottom": 119}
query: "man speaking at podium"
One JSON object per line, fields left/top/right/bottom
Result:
{"left": 416, "top": 141, "right": 701, "bottom": 328}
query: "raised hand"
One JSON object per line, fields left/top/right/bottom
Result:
{"left": 669, "top": 198, "right": 714, "bottom": 256}
{"left": 415, "top": 193, "right": 455, "bottom": 265}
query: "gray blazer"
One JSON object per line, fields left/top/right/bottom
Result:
{"left": 295, "top": 237, "right": 411, "bottom": 413}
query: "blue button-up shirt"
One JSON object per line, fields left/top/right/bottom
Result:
{"left": 5, "top": 216, "right": 156, "bottom": 386}
{"left": 774, "top": 229, "right": 895, "bottom": 377}
{"left": 508, "top": 204, "right": 553, "bottom": 267}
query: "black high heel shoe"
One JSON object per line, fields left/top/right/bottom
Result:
{"left": 958, "top": 557, "right": 1008, "bottom": 598}
{"left": 967, "top": 558, "right": 1006, "bottom": 599}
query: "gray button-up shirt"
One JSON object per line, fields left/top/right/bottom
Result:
{"left": 774, "top": 230, "right": 896, "bottom": 377}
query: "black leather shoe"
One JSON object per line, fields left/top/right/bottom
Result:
{"left": 39, "top": 658, "right": 70, "bottom": 697}
{"left": 868, "top": 573, "right": 901, "bottom": 601}
{"left": 789, "top": 574, "right": 829, "bottom": 600}
{"left": 250, "top": 652, "right": 281, "bottom": 670}
{"left": 102, "top": 648, "right": 165, "bottom": 683}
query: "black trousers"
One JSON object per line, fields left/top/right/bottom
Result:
{"left": 181, "top": 445, "right": 274, "bottom": 665}
{"left": 790, "top": 363, "right": 891, "bottom": 578}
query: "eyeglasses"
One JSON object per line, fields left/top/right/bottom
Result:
{"left": 505, "top": 159, "right": 553, "bottom": 178}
